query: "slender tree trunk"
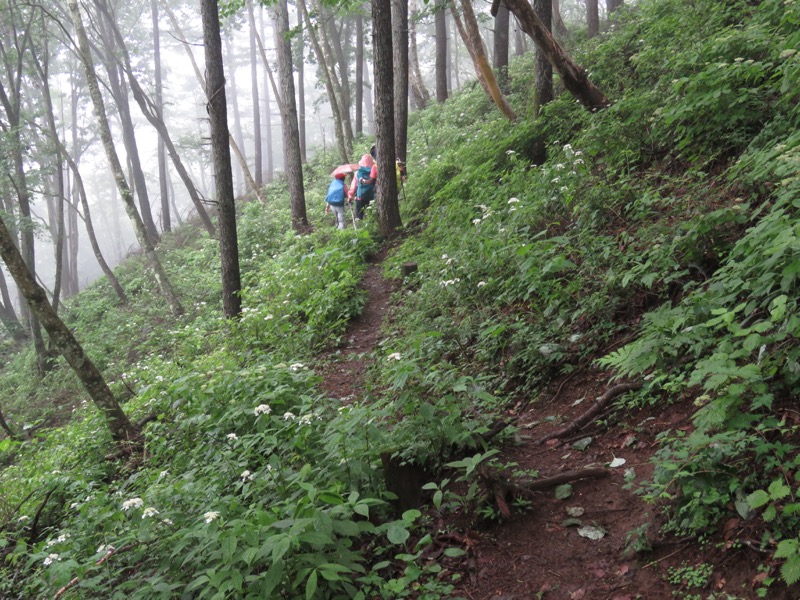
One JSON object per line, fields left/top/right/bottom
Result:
{"left": 69, "top": 0, "right": 184, "bottom": 317}
{"left": 496, "top": 0, "right": 610, "bottom": 110}
{"left": 201, "top": 0, "right": 242, "bottom": 319}
{"left": 0, "top": 406, "right": 21, "bottom": 440}
{"left": 364, "top": 58, "right": 375, "bottom": 134}
{"left": 355, "top": 14, "right": 364, "bottom": 135}
{"left": 274, "top": 0, "right": 310, "bottom": 232}
{"left": 452, "top": 0, "right": 517, "bottom": 120}
{"left": 315, "top": 0, "right": 354, "bottom": 151}
{"left": 152, "top": 0, "right": 170, "bottom": 233}
{"left": 0, "top": 270, "right": 27, "bottom": 341}
{"left": 59, "top": 142, "right": 128, "bottom": 303}
{"left": 533, "top": 0, "right": 553, "bottom": 116}
{"left": 552, "top": 0, "right": 568, "bottom": 40}
{"left": 409, "top": 6, "right": 431, "bottom": 109}
{"left": 161, "top": 0, "right": 259, "bottom": 197}
{"left": 326, "top": 8, "right": 352, "bottom": 119}
{"left": 225, "top": 34, "right": 245, "bottom": 197}
{"left": 493, "top": 0, "right": 510, "bottom": 90}
{"left": 372, "top": 0, "right": 402, "bottom": 237}
{"left": 392, "top": 0, "right": 409, "bottom": 161}
{"left": 97, "top": 4, "right": 216, "bottom": 237}
{"left": 435, "top": 0, "right": 448, "bottom": 102}
{"left": 299, "top": 0, "right": 350, "bottom": 163}
{"left": 247, "top": 0, "right": 263, "bottom": 187}
{"left": 514, "top": 19, "right": 525, "bottom": 55}
{"left": 586, "top": 0, "right": 599, "bottom": 38}
{"left": 0, "top": 215, "right": 137, "bottom": 442}
{"left": 295, "top": 3, "right": 307, "bottom": 161}
{"left": 451, "top": 6, "right": 460, "bottom": 90}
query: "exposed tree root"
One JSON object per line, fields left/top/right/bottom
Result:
{"left": 533, "top": 381, "right": 642, "bottom": 446}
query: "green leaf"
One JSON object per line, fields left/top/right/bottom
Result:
{"left": 747, "top": 489, "right": 770, "bottom": 509}
{"left": 305, "top": 570, "right": 318, "bottom": 600}
{"left": 444, "top": 547, "right": 466, "bottom": 557}
{"left": 768, "top": 479, "right": 791, "bottom": 501}
{"left": 555, "top": 484, "right": 573, "bottom": 500}
{"left": 782, "top": 555, "right": 800, "bottom": 586}
{"left": 386, "top": 523, "right": 410, "bottom": 545}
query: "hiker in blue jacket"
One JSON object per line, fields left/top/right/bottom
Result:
{"left": 325, "top": 173, "right": 349, "bottom": 229}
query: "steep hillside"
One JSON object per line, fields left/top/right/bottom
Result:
{"left": 1, "top": 0, "right": 800, "bottom": 598}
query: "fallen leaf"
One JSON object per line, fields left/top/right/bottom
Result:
{"left": 608, "top": 457, "right": 627, "bottom": 468}
{"left": 566, "top": 506, "right": 585, "bottom": 517}
{"left": 570, "top": 589, "right": 586, "bottom": 599}
{"left": 578, "top": 525, "right": 606, "bottom": 540}
{"left": 617, "top": 564, "right": 630, "bottom": 576}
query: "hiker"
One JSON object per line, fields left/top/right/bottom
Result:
{"left": 349, "top": 154, "right": 377, "bottom": 220}
{"left": 325, "top": 172, "right": 349, "bottom": 229}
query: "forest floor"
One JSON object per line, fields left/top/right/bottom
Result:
{"left": 314, "top": 245, "right": 782, "bottom": 600}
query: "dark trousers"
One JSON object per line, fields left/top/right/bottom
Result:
{"left": 355, "top": 197, "right": 371, "bottom": 220}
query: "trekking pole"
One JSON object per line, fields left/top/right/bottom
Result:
{"left": 348, "top": 201, "right": 358, "bottom": 230}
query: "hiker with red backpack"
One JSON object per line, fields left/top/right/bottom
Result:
{"left": 349, "top": 154, "right": 377, "bottom": 220}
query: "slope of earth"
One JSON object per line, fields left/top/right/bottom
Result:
{"left": 313, "top": 248, "right": 797, "bottom": 600}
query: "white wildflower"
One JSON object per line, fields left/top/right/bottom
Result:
{"left": 122, "top": 498, "right": 144, "bottom": 511}
{"left": 264, "top": 314, "right": 274, "bottom": 320}
{"left": 505, "top": 149, "right": 516, "bottom": 155}
{"left": 254, "top": 404, "right": 272, "bottom": 416}
{"left": 226, "top": 433, "right": 238, "bottom": 441}
{"left": 780, "top": 48, "right": 797, "bottom": 59}
{"left": 142, "top": 507, "right": 159, "bottom": 519}
{"left": 472, "top": 218, "right": 482, "bottom": 226}
{"left": 17, "top": 515, "right": 30, "bottom": 523}
{"left": 388, "top": 352, "right": 402, "bottom": 361}
{"left": 508, "top": 197, "right": 520, "bottom": 204}
{"left": 241, "top": 470, "right": 255, "bottom": 481}
{"left": 203, "top": 511, "right": 220, "bottom": 523}
{"left": 97, "top": 544, "right": 115, "bottom": 554}
{"left": 283, "top": 412, "right": 296, "bottom": 421}
{"left": 289, "top": 363, "right": 304, "bottom": 371}
{"left": 477, "top": 281, "right": 487, "bottom": 288}
{"left": 43, "top": 554, "right": 60, "bottom": 566}
{"left": 298, "top": 414, "right": 313, "bottom": 425}
{"left": 162, "top": 518, "right": 174, "bottom": 526}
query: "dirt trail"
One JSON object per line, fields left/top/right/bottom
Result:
{"left": 315, "top": 248, "right": 394, "bottom": 403}
{"left": 313, "top": 249, "right": 773, "bottom": 600}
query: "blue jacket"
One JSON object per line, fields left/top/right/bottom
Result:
{"left": 325, "top": 178, "right": 347, "bottom": 206}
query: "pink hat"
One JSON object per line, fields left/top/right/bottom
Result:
{"left": 359, "top": 154, "right": 374, "bottom": 168}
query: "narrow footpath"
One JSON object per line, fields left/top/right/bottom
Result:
{"left": 315, "top": 248, "right": 394, "bottom": 403}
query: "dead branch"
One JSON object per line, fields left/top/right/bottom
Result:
{"left": 534, "top": 382, "right": 642, "bottom": 446}
{"left": 54, "top": 542, "right": 137, "bottom": 599}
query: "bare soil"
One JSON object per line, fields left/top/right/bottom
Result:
{"left": 315, "top": 247, "right": 792, "bottom": 600}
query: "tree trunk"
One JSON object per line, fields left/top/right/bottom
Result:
{"left": 152, "top": 0, "right": 170, "bottom": 233}
{"left": 295, "top": 3, "right": 307, "bottom": 161}
{"left": 224, "top": 33, "right": 245, "bottom": 197}
{"left": 435, "top": 0, "right": 448, "bottom": 102}
{"left": 392, "top": 0, "right": 409, "bottom": 161}
{"left": 161, "top": 1, "right": 259, "bottom": 198}
{"left": 201, "top": 0, "right": 243, "bottom": 320}
{"left": 552, "top": 0, "right": 568, "bottom": 40}
{"left": 0, "top": 270, "right": 27, "bottom": 341}
{"left": 495, "top": 0, "right": 610, "bottom": 111}
{"left": 299, "top": 0, "right": 350, "bottom": 163}
{"left": 69, "top": 0, "right": 184, "bottom": 317}
{"left": 97, "top": 9, "right": 160, "bottom": 246}
{"left": 96, "top": 3, "right": 216, "bottom": 237}
{"left": 452, "top": 0, "right": 517, "bottom": 121}
{"left": 451, "top": 9, "right": 460, "bottom": 90}
{"left": 0, "top": 215, "right": 137, "bottom": 443}
{"left": 60, "top": 142, "right": 128, "bottom": 304}
{"left": 315, "top": 1, "right": 354, "bottom": 152}
{"left": 493, "top": 0, "right": 510, "bottom": 90}
{"left": 372, "top": 0, "right": 402, "bottom": 237}
{"left": 247, "top": 0, "right": 263, "bottom": 187}
{"left": 364, "top": 58, "right": 375, "bottom": 134}
{"left": 533, "top": 0, "right": 553, "bottom": 116}
{"left": 325, "top": 7, "right": 352, "bottom": 121}
{"left": 355, "top": 14, "right": 364, "bottom": 134}
{"left": 409, "top": 6, "right": 431, "bottom": 109}
{"left": 586, "top": 0, "right": 599, "bottom": 39}
{"left": 274, "top": 0, "right": 310, "bottom": 232}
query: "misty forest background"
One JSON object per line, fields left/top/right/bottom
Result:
{"left": 2, "top": 0, "right": 800, "bottom": 598}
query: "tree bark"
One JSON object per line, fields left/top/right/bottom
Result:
{"left": 494, "top": 0, "right": 610, "bottom": 111}
{"left": 372, "top": 0, "right": 402, "bottom": 237}
{"left": 152, "top": 0, "right": 170, "bottom": 233}
{"left": 224, "top": 33, "right": 245, "bottom": 197}
{"left": 274, "top": 0, "right": 310, "bottom": 232}
{"left": 409, "top": 6, "right": 431, "bottom": 109}
{"left": 299, "top": 0, "right": 350, "bottom": 163}
{"left": 434, "top": 0, "right": 448, "bottom": 102}
{"left": 0, "top": 214, "right": 137, "bottom": 442}
{"left": 247, "top": 0, "right": 263, "bottom": 187}
{"left": 316, "top": 1, "right": 354, "bottom": 151}
{"left": 452, "top": 0, "right": 516, "bottom": 121}
{"left": 586, "top": 0, "right": 599, "bottom": 39}
{"left": 552, "top": 0, "right": 568, "bottom": 40}
{"left": 201, "top": 0, "right": 242, "bottom": 319}
{"left": 0, "top": 270, "right": 27, "bottom": 341}
{"left": 533, "top": 0, "right": 553, "bottom": 116}
{"left": 355, "top": 13, "right": 364, "bottom": 135}
{"left": 295, "top": 3, "right": 307, "bottom": 162}
{"left": 69, "top": 0, "right": 184, "bottom": 317}
{"left": 392, "top": 0, "right": 409, "bottom": 161}
{"left": 95, "top": 2, "right": 216, "bottom": 237}
{"left": 493, "top": 0, "right": 510, "bottom": 90}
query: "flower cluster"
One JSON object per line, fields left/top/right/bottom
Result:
{"left": 204, "top": 511, "right": 220, "bottom": 523}
{"left": 254, "top": 404, "right": 272, "bottom": 416}
{"left": 122, "top": 498, "right": 143, "bottom": 511}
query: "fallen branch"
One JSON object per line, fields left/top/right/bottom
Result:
{"left": 480, "top": 466, "right": 610, "bottom": 518}
{"left": 54, "top": 542, "right": 137, "bottom": 599}
{"left": 534, "top": 382, "right": 642, "bottom": 446}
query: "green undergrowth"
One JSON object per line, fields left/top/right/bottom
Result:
{"left": 2, "top": 0, "right": 800, "bottom": 596}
